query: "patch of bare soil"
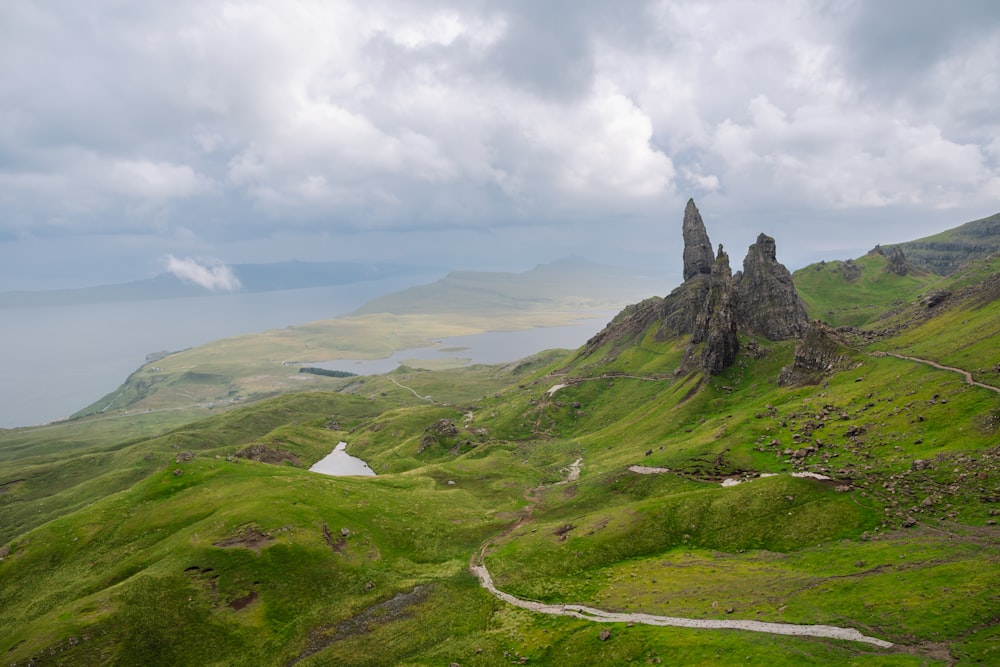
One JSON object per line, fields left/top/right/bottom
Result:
{"left": 235, "top": 444, "right": 301, "bottom": 466}
{"left": 228, "top": 590, "right": 259, "bottom": 611}
{"left": 287, "top": 586, "right": 429, "bottom": 666}
{"left": 213, "top": 525, "right": 274, "bottom": 551}
{"left": 0, "top": 478, "right": 25, "bottom": 494}
{"left": 322, "top": 523, "right": 348, "bottom": 554}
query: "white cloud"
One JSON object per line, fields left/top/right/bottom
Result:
{"left": 165, "top": 255, "right": 242, "bottom": 291}
{"left": 1, "top": 0, "right": 999, "bottom": 281}
{"left": 109, "top": 160, "right": 212, "bottom": 200}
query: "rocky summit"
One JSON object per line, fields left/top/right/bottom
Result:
{"left": 587, "top": 200, "right": 811, "bottom": 375}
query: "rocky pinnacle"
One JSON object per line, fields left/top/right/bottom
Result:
{"left": 733, "top": 233, "right": 809, "bottom": 341}
{"left": 682, "top": 199, "right": 714, "bottom": 281}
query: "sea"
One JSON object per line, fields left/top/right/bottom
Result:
{"left": 0, "top": 276, "right": 611, "bottom": 429}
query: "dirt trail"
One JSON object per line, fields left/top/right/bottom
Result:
{"left": 546, "top": 373, "right": 670, "bottom": 397}
{"left": 469, "top": 561, "right": 893, "bottom": 647}
{"left": 389, "top": 377, "right": 441, "bottom": 404}
{"left": 883, "top": 352, "right": 1000, "bottom": 394}
{"left": 471, "top": 457, "right": 895, "bottom": 649}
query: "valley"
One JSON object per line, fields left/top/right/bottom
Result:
{"left": 1, "top": 203, "right": 999, "bottom": 665}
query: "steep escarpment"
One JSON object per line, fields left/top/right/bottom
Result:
{"left": 895, "top": 211, "right": 1000, "bottom": 275}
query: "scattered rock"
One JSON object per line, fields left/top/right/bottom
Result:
{"left": 921, "top": 290, "right": 950, "bottom": 308}
{"left": 598, "top": 628, "right": 612, "bottom": 641}
{"left": 428, "top": 419, "right": 459, "bottom": 436}
{"left": 235, "top": 444, "right": 301, "bottom": 466}
{"left": 214, "top": 525, "right": 274, "bottom": 551}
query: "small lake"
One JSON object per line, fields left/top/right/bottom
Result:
{"left": 309, "top": 442, "right": 376, "bottom": 477}
{"left": 307, "top": 318, "right": 608, "bottom": 376}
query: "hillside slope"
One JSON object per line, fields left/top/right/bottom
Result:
{"left": 896, "top": 211, "right": 1000, "bottom": 276}
{"left": 2, "top": 204, "right": 999, "bottom": 665}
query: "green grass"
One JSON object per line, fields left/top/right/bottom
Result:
{"left": 3, "top": 239, "right": 1000, "bottom": 664}
{"left": 793, "top": 252, "right": 937, "bottom": 327}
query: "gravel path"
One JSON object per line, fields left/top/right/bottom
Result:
{"left": 472, "top": 457, "right": 894, "bottom": 649}
{"left": 470, "top": 561, "right": 893, "bottom": 648}
{"left": 884, "top": 352, "right": 1000, "bottom": 394}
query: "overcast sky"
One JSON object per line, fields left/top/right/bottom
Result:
{"left": 2, "top": 0, "right": 998, "bottom": 290}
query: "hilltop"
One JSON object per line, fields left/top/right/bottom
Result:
{"left": 895, "top": 211, "right": 1000, "bottom": 276}
{"left": 1, "top": 202, "right": 999, "bottom": 665}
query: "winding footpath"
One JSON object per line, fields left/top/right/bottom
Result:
{"left": 470, "top": 458, "right": 895, "bottom": 649}
{"left": 389, "top": 377, "right": 442, "bottom": 404}
{"left": 883, "top": 352, "right": 1000, "bottom": 394}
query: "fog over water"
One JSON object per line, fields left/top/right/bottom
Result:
{"left": 0, "top": 275, "right": 440, "bottom": 429}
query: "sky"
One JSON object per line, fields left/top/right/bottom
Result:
{"left": 2, "top": 0, "right": 999, "bottom": 290}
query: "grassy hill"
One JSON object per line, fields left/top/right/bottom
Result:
{"left": 793, "top": 250, "right": 937, "bottom": 327}
{"left": 2, "top": 235, "right": 1000, "bottom": 664}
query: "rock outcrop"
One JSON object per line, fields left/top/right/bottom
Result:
{"left": 682, "top": 199, "right": 715, "bottom": 281}
{"left": 733, "top": 233, "right": 809, "bottom": 341}
{"left": 871, "top": 244, "right": 910, "bottom": 276}
{"left": 582, "top": 200, "right": 811, "bottom": 377}
{"left": 777, "top": 321, "right": 854, "bottom": 386}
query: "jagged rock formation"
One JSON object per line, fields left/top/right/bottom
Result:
{"left": 733, "top": 234, "right": 809, "bottom": 341}
{"left": 583, "top": 200, "right": 810, "bottom": 376}
{"left": 682, "top": 199, "right": 714, "bottom": 281}
{"left": 687, "top": 246, "right": 739, "bottom": 374}
{"left": 869, "top": 244, "right": 914, "bottom": 276}
{"left": 777, "top": 321, "right": 853, "bottom": 386}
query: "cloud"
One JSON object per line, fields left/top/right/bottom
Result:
{"left": 165, "top": 255, "right": 242, "bottom": 291}
{"left": 0, "top": 0, "right": 999, "bottom": 286}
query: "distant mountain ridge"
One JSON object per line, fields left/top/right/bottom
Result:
{"left": 0, "top": 261, "right": 431, "bottom": 308}
{"left": 351, "top": 256, "right": 663, "bottom": 316}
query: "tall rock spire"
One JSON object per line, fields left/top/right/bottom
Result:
{"left": 682, "top": 199, "right": 714, "bottom": 281}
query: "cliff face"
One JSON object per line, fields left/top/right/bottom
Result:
{"left": 687, "top": 246, "right": 739, "bottom": 375}
{"left": 733, "top": 233, "right": 809, "bottom": 341}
